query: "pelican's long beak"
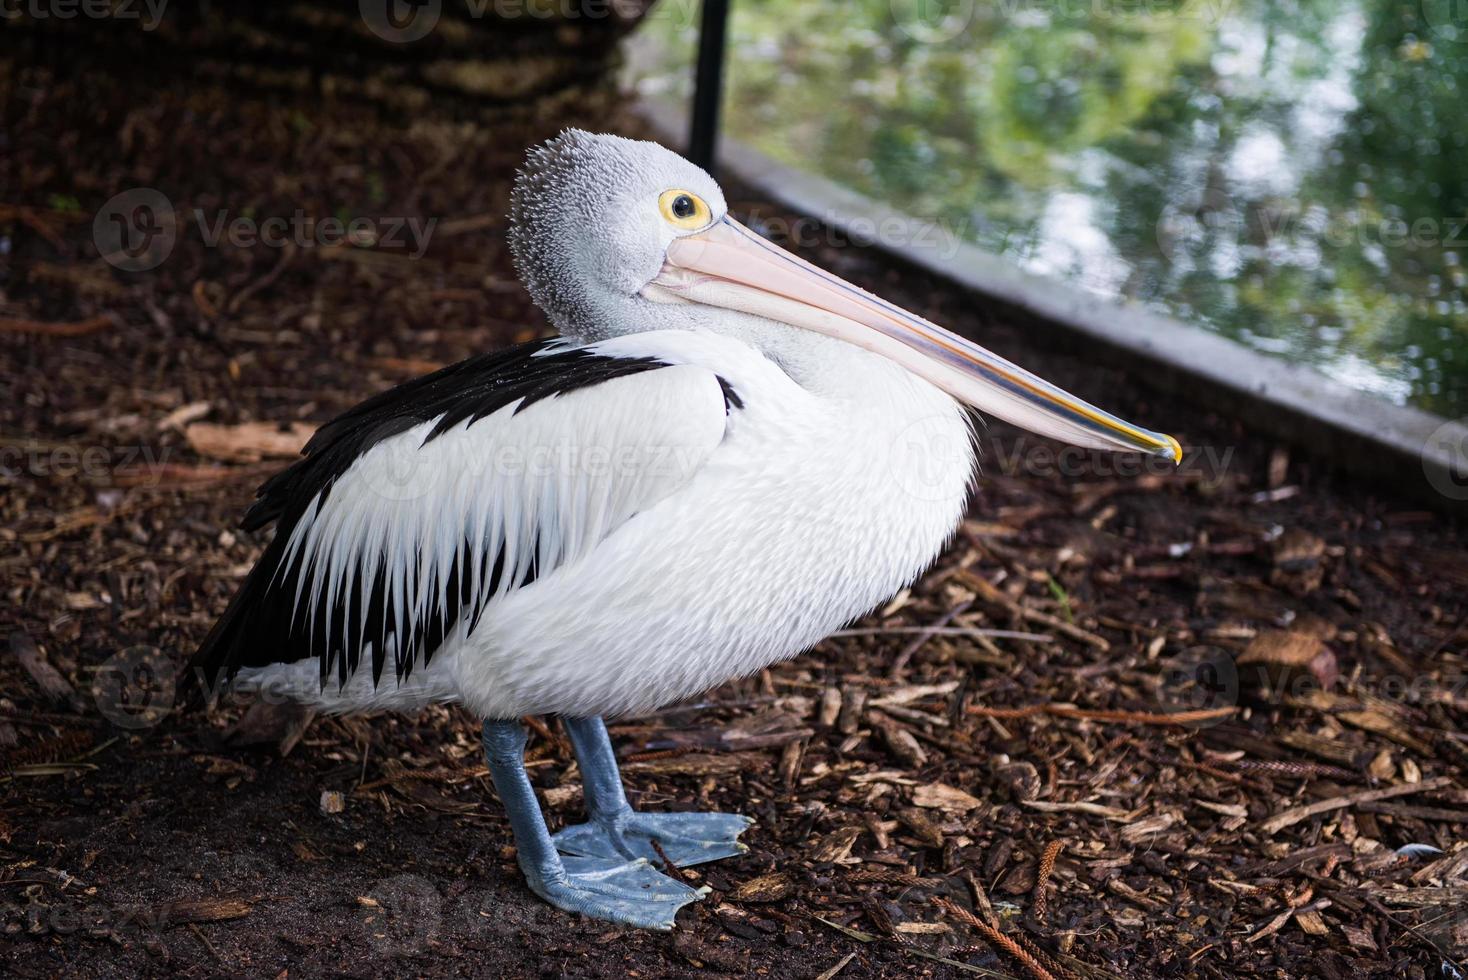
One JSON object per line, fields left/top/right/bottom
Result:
{"left": 645, "top": 217, "right": 1180, "bottom": 462}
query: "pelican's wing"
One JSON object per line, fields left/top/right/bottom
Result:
{"left": 191, "top": 337, "right": 739, "bottom": 691}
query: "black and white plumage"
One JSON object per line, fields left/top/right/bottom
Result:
{"left": 191, "top": 130, "right": 1177, "bottom": 929}
{"left": 194, "top": 340, "right": 704, "bottom": 688}
{"left": 193, "top": 332, "right": 766, "bottom": 717}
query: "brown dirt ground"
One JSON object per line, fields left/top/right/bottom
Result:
{"left": 4, "top": 13, "right": 1468, "bottom": 980}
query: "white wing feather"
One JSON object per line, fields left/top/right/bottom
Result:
{"left": 278, "top": 362, "right": 731, "bottom": 677}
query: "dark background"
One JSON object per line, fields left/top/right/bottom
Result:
{"left": 2, "top": 5, "right": 1467, "bottom": 977}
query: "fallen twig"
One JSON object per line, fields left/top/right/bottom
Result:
{"left": 957, "top": 572, "right": 1111, "bottom": 651}
{"left": 968, "top": 703, "right": 1237, "bottom": 727}
{"left": 649, "top": 838, "right": 693, "bottom": 885}
{"left": 1227, "top": 758, "right": 1360, "bottom": 782}
{"left": 1012, "top": 932, "right": 1080, "bottom": 980}
{"left": 888, "top": 600, "right": 974, "bottom": 678}
{"left": 108, "top": 462, "right": 279, "bottom": 488}
{"left": 813, "top": 952, "right": 857, "bottom": 980}
{"left": 1032, "top": 840, "right": 1064, "bottom": 922}
{"left": 1259, "top": 776, "right": 1453, "bottom": 833}
{"left": 832, "top": 627, "right": 1054, "bottom": 643}
{"left": 814, "top": 914, "right": 1019, "bottom": 979}
{"left": 0, "top": 313, "right": 114, "bottom": 337}
{"left": 227, "top": 241, "right": 297, "bottom": 314}
{"left": 935, "top": 898, "right": 1056, "bottom": 980}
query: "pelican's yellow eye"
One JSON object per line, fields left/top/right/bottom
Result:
{"left": 658, "top": 189, "right": 711, "bottom": 230}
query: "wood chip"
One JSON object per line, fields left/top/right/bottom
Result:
{"left": 9, "top": 631, "right": 84, "bottom": 712}
{"left": 1195, "top": 800, "right": 1248, "bottom": 819}
{"left": 225, "top": 701, "right": 316, "bottom": 756}
{"left": 1021, "top": 800, "right": 1134, "bottom": 821}
{"left": 1108, "top": 878, "right": 1165, "bottom": 911}
{"left": 1237, "top": 629, "right": 1337, "bottom": 690}
{"left": 540, "top": 784, "right": 582, "bottom": 809}
{"left": 1336, "top": 709, "right": 1433, "bottom": 755}
{"left": 1294, "top": 908, "right": 1330, "bottom": 936}
{"left": 874, "top": 716, "right": 926, "bottom": 768}
{"left": 185, "top": 420, "right": 317, "bottom": 462}
{"left": 838, "top": 688, "right": 867, "bottom": 735}
{"left": 157, "top": 400, "right": 213, "bottom": 432}
{"left": 911, "top": 782, "right": 983, "bottom": 813}
{"left": 155, "top": 896, "right": 255, "bottom": 926}
{"left": 896, "top": 807, "right": 946, "bottom": 848}
{"left": 731, "top": 872, "right": 793, "bottom": 903}
{"left": 810, "top": 827, "right": 862, "bottom": 864}
{"left": 1120, "top": 812, "right": 1177, "bottom": 842}
{"left": 1247, "top": 908, "right": 1295, "bottom": 943}
{"left": 818, "top": 686, "right": 842, "bottom": 727}
{"left": 894, "top": 921, "right": 951, "bottom": 935}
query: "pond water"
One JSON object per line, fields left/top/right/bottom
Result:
{"left": 632, "top": 0, "right": 1468, "bottom": 416}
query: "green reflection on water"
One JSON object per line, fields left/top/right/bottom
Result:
{"left": 633, "top": 0, "right": 1468, "bottom": 415}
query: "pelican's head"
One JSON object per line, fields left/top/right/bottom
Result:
{"left": 510, "top": 129, "right": 1179, "bottom": 461}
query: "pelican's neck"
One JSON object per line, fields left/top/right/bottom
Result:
{"left": 708, "top": 312, "right": 943, "bottom": 405}
{"left": 562, "top": 305, "right": 958, "bottom": 417}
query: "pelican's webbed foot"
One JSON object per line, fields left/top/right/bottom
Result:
{"left": 482, "top": 719, "right": 707, "bottom": 930}
{"left": 528, "top": 855, "right": 707, "bottom": 930}
{"left": 554, "top": 810, "right": 753, "bottom": 867}
{"left": 551, "top": 716, "right": 754, "bottom": 868}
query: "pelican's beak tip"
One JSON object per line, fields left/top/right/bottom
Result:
{"left": 1162, "top": 434, "right": 1183, "bottom": 466}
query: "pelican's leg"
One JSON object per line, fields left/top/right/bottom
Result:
{"left": 552, "top": 716, "right": 753, "bottom": 868}
{"left": 481, "top": 719, "right": 707, "bottom": 929}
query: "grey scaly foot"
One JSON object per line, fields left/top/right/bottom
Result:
{"left": 552, "top": 716, "right": 754, "bottom": 868}
{"left": 482, "top": 719, "right": 708, "bottom": 929}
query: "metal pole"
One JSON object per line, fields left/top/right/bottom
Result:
{"left": 688, "top": 0, "right": 730, "bottom": 174}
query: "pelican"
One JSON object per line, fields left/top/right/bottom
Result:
{"left": 193, "top": 130, "right": 1178, "bottom": 929}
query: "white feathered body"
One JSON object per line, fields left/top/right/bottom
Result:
{"left": 233, "top": 329, "right": 972, "bottom": 719}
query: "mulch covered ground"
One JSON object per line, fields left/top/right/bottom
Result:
{"left": 4, "top": 15, "right": 1468, "bottom": 980}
